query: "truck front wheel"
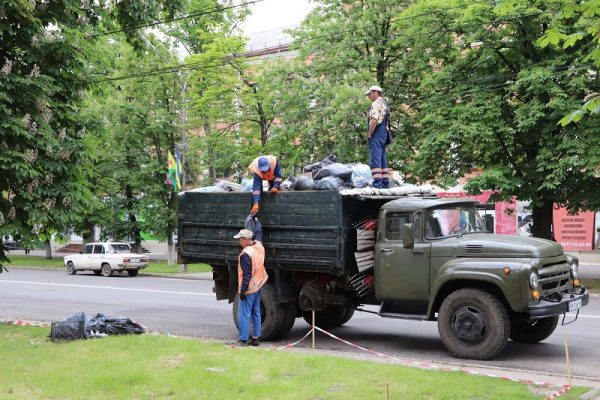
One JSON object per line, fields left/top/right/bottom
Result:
{"left": 232, "top": 283, "right": 286, "bottom": 341}
{"left": 510, "top": 316, "right": 558, "bottom": 343}
{"left": 438, "top": 288, "right": 509, "bottom": 360}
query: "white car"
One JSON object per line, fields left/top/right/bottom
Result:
{"left": 64, "top": 242, "right": 149, "bottom": 277}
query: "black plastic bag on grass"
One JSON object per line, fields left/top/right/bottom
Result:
{"left": 90, "top": 313, "right": 145, "bottom": 335}
{"left": 49, "top": 312, "right": 87, "bottom": 342}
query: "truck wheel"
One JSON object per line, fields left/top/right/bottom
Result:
{"left": 510, "top": 316, "right": 558, "bottom": 343}
{"left": 66, "top": 262, "right": 76, "bottom": 275}
{"left": 438, "top": 288, "right": 509, "bottom": 360}
{"left": 101, "top": 263, "right": 113, "bottom": 277}
{"left": 232, "top": 284, "right": 285, "bottom": 341}
{"left": 275, "top": 302, "right": 297, "bottom": 339}
{"left": 127, "top": 269, "right": 139, "bottom": 277}
{"left": 340, "top": 307, "right": 355, "bottom": 325}
{"left": 302, "top": 306, "right": 347, "bottom": 329}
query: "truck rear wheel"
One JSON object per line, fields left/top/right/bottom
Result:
{"left": 275, "top": 302, "right": 297, "bottom": 339}
{"left": 438, "top": 288, "right": 509, "bottom": 360}
{"left": 302, "top": 306, "right": 349, "bottom": 329}
{"left": 232, "top": 283, "right": 286, "bottom": 341}
{"left": 510, "top": 316, "right": 558, "bottom": 343}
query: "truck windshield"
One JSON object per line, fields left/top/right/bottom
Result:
{"left": 109, "top": 244, "right": 131, "bottom": 253}
{"left": 425, "top": 206, "right": 487, "bottom": 239}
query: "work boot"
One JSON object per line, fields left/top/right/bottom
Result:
{"left": 250, "top": 337, "right": 260, "bottom": 347}
{"left": 236, "top": 340, "right": 249, "bottom": 347}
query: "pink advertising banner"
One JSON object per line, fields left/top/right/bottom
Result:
{"left": 552, "top": 205, "right": 595, "bottom": 251}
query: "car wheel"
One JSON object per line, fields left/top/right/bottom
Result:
{"left": 66, "top": 262, "right": 77, "bottom": 275}
{"left": 127, "top": 269, "right": 139, "bottom": 277}
{"left": 101, "top": 263, "right": 113, "bottom": 277}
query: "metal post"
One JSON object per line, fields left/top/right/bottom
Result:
{"left": 564, "top": 332, "right": 572, "bottom": 396}
{"left": 312, "top": 310, "right": 315, "bottom": 350}
{"left": 179, "top": 75, "right": 188, "bottom": 272}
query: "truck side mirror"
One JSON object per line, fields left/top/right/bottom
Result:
{"left": 403, "top": 223, "right": 414, "bottom": 249}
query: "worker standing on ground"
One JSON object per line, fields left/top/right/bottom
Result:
{"left": 365, "top": 85, "right": 391, "bottom": 189}
{"left": 233, "top": 217, "right": 268, "bottom": 347}
{"left": 248, "top": 155, "right": 283, "bottom": 215}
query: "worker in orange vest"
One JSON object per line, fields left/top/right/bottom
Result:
{"left": 248, "top": 155, "right": 283, "bottom": 215}
{"left": 233, "top": 217, "right": 268, "bottom": 347}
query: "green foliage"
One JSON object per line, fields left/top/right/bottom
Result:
{"left": 540, "top": 0, "right": 600, "bottom": 123}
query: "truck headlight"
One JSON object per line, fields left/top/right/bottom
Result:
{"left": 529, "top": 271, "right": 539, "bottom": 289}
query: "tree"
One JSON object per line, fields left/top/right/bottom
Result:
{"left": 0, "top": 0, "right": 183, "bottom": 264}
{"left": 266, "top": 0, "right": 415, "bottom": 169}
{"left": 396, "top": 0, "right": 600, "bottom": 239}
{"left": 539, "top": 0, "right": 600, "bottom": 125}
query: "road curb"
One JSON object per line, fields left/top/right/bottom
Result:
{"left": 141, "top": 272, "right": 212, "bottom": 281}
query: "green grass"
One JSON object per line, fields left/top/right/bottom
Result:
{"left": 0, "top": 325, "right": 589, "bottom": 400}
{"left": 2, "top": 255, "right": 211, "bottom": 274}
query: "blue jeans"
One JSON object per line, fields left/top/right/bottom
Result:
{"left": 238, "top": 290, "right": 261, "bottom": 341}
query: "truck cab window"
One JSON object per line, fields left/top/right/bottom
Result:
{"left": 386, "top": 214, "right": 410, "bottom": 241}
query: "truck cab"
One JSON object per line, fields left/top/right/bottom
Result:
{"left": 375, "top": 197, "right": 588, "bottom": 358}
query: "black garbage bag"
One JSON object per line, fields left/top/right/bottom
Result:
{"left": 313, "top": 163, "right": 352, "bottom": 182}
{"left": 303, "top": 155, "right": 338, "bottom": 178}
{"left": 90, "top": 313, "right": 145, "bottom": 335}
{"left": 50, "top": 312, "right": 145, "bottom": 342}
{"left": 293, "top": 176, "right": 314, "bottom": 191}
{"left": 49, "top": 312, "right": 87, "bottom": 342}
{"left": 313, "top": 176, "right": 346, "bottom": 190}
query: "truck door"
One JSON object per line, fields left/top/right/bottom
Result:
{"left": 375, "top": 212, "right": 431, "bottom": 316}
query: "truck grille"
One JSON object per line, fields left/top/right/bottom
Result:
{"left": 538, "top": 262, "right": 570, "bottom": 297}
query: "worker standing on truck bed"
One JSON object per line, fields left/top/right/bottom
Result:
{"left": 365, "top": 85, "right": 391, "bottom": 189}
{"left": 233, "top": 217, "right": 268, "bottom": 347}
{"left": 248, "top": 155, "right": 283, "bottom": 215}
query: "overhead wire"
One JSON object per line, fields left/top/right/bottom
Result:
{"left": 93, "top": 7, "right": 552, "bottom": 83}
{"left": 88, "top": 0, "right": 263, "bottom": 38}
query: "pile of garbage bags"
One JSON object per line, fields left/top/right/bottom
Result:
{"left": 49, "top": 311, "right": 145, "bottom": 342}
{"left": 189, "top": 155, "right": 386, "bottom": 193}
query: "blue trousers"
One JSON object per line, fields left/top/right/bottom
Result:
{"left": 369, "top": 132, "right": 389, "bottom": 188}
{"left": 238, "top": 290, "right": 261, "bottom": 341}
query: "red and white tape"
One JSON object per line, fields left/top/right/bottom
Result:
{"left": 271, "top": 325, "right": 571, "bottom": 400}
{"left": 1, "top": 318, "right": 50, "bottom": 327}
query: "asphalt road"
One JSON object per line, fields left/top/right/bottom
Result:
{"left": 1, "top": 268, "right": 598, "bottom": 386}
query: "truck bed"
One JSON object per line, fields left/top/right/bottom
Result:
{"left": 177, "top": 190, "right": 393, "bottom": 276}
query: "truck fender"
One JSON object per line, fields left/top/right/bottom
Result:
{"left": 427, "top": 259, "right": 524, "bottom": 319}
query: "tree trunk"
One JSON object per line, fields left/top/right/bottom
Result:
{"left": 44, "top": 240, "right": 52, "bottom": 259}
{"left": 531, "top": 200, "right": 553, "bottom": 240}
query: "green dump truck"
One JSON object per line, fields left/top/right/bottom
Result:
{"left": 177, "top": 190, "right": 589, "bottom": 359}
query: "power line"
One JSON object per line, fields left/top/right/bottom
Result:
{"left": 93, "top": 8, "right": 552, "bottom": 84}
{"left": 88, "top": 0, "right": 263, "bottom": 38}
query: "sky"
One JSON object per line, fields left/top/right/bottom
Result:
{"left": 241, "top": 0, "right": 316, "bottom": 50}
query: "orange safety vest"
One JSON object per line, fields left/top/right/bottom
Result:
{"left": 248, "top": 155, "right": 277, "bottom": 181}
{"left": 238, "top": 241, "right": 268, "bottom": 294}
